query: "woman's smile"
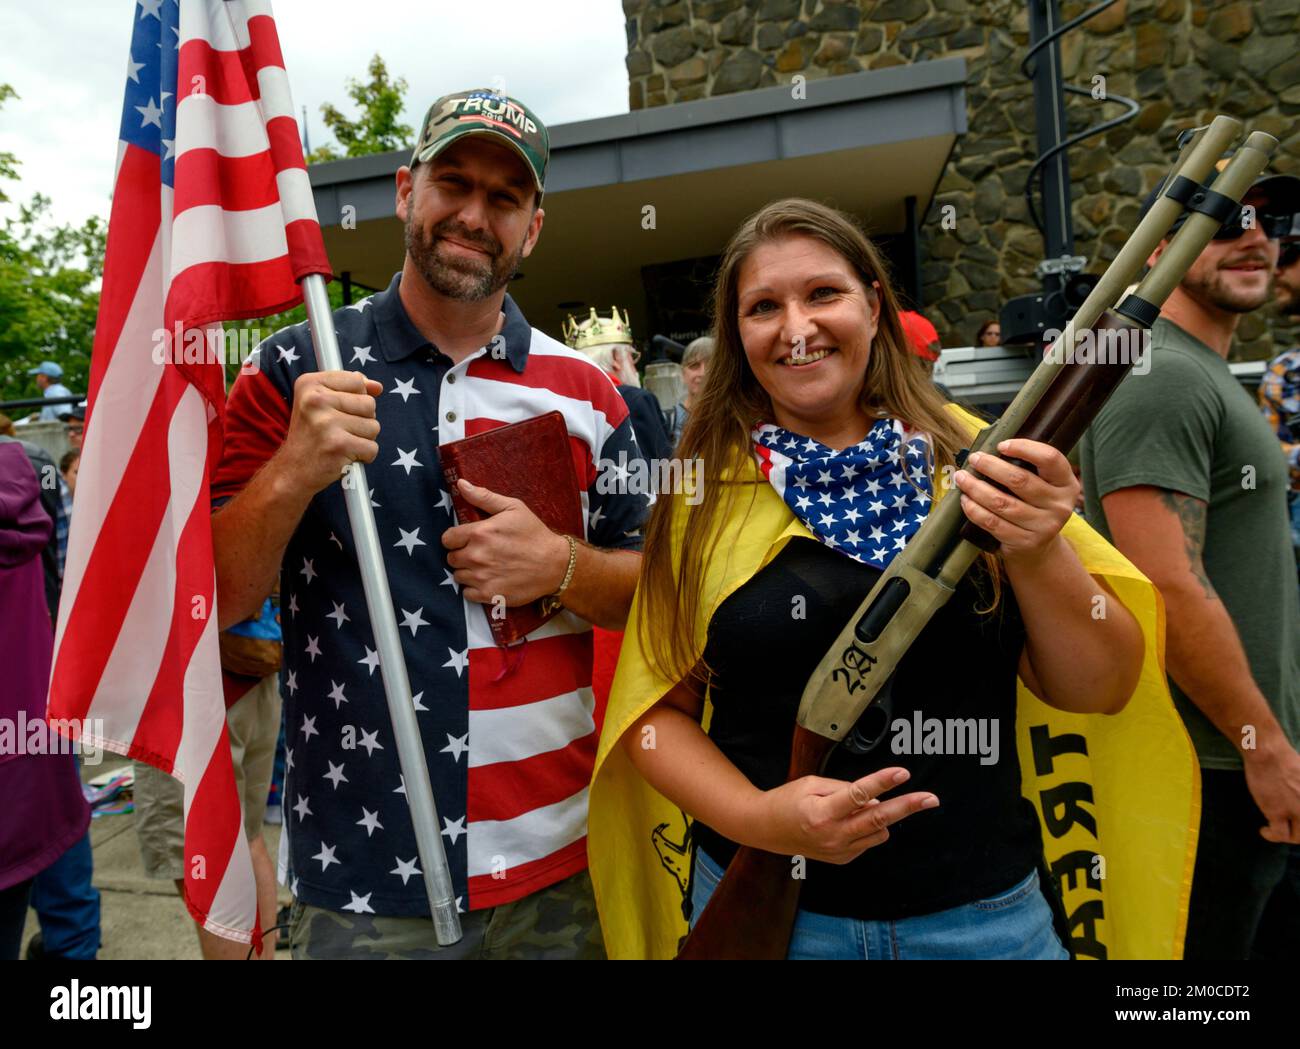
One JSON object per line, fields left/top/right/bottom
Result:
{"left": 778, "top": 346, "right": 837, "bottom": 367}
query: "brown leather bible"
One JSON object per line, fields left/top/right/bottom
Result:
{"left": 439, "top": 411, "right": 585, "bottom": 646}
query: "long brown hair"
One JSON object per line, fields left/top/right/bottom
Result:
{"left": 639, "top": 197, "right": 1000, "bottom": 685}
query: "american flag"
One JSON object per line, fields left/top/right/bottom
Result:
{"left": 752, "top": 419, "right": 933, "bottom": 568}
{"left": 48, "top": 0, "right": 329, "bottom": 945}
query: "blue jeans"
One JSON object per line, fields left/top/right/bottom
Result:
{"left": 30, "top": 830, "right": 101, "bottom": 960}
{"left": 690, "top": 848, "right": 1068, "bottom": 960}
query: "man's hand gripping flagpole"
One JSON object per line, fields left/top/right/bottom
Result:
{"left": 300, "top": 275, "right": 463, "bottom": 946}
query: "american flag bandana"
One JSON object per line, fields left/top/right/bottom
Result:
{"left": 752, "top": 419, "right": 933, "bottom": 568}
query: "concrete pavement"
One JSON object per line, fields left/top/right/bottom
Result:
{"left": 21, "top": 762, "right": 291, "bottom": 961}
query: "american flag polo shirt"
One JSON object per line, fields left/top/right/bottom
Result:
{"left": 212, "top": 272, "right": 647, "bottom": 916}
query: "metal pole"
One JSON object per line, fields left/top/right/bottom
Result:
{"left": 300, "top": 273, "right": 463, "bottom": 945}
{"left": 1028, "top": 0, "right": 1075, "bottom": 260}
{"left": 904, "top": 195, "right": 922, "bottom": 307}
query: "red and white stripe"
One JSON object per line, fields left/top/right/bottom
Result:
{"left": 465, "top": 627, "right": 597, "bottom": 905}
{"left": 450, "top": 336, "right": 625, "bottom": 904}
{"left": 751, "top": 428, "right": 792, "bottom": 491}
{"left": 48, "top": 0, "right": 328, "bottom": 946}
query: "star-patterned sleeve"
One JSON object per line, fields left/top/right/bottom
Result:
{"left": 587, "top": 410, "right": 649, "bottom": 552}
{"left": 211, "top": 329, "right": 313, "bottom": 507}
{"left": 1258, "top": 348, "right": 1300, "bottom": 492}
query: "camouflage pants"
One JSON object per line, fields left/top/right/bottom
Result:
{"left": 288, "top": 868, "right": 606, "bottom": 960}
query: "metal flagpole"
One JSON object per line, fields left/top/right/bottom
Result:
{"left": 300, "top": 273, "right": 463, "bottom": 946}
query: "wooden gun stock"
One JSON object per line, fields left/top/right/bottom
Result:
{"left": 676, "top": 726, "right": 836, "bottom": 960}
{"left": 958, "top": 310, "right": 1140, "bottom": 551}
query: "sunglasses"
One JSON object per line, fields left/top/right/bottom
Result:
{"left": 1169, "top": 208, "right": 1296, "bottom": 243}
{"left": 1169, "top": 129, "right": 1298, "bottom": 243}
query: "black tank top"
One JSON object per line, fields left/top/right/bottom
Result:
{"left": 692, "top": 537, "right": 1043, "bottom": 920}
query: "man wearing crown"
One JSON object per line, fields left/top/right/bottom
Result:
{"left": 564, "top": 307, "right": 673, "bottom": 464}
{"left": 561, "top": 307, "right": 673, "bottom": 718}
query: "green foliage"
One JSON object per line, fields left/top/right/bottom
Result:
{"left": 0, "top": 85, "right": 19, "bottom": 203}
{"left": 0, "top": 82, "right": 106, "bottom": 405}
{"left": 307, "top": 54, "right": 413, "bottom": 164}
{"left": 0, "top": 196, "right": 106, "bottom": 405}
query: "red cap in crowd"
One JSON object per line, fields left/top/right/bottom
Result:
{"left": 898, "top": 310, "right": 941, "bottom": 361}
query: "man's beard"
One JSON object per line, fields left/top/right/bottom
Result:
{"left": 1276, "top": 265, "right": 1300, "bottom": 317}
{"left": 404, "top": 213, "right": 525, "bottom": 302}
{"left": 1182, "top": 255, "right": 1274, "bottom": 314}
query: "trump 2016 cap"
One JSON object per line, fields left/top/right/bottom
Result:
{"left": 411, "top": 89, "right": 549, "bottom": 196}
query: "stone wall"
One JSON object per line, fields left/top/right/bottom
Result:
{"left": 624, "top": 0, "right": 1300, "bottom": 359}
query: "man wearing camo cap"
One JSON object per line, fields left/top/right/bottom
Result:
{"left": 212, "top": 89, "right": 647, "bottom": 959}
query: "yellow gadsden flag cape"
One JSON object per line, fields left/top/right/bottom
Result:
{"left": 589, "top": 405, "right": 1199, "bottom": 960}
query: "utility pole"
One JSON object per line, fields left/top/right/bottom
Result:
{"left": 999, "top": 0, "right": 1139, "bottom": 345}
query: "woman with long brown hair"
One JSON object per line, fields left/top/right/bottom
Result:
{"left": 587, "top": 198, "right": 1158, "bottom": 960}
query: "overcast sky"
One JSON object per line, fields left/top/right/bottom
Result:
{"left": 3, "top": 0, "right": 629, "bottom": 228}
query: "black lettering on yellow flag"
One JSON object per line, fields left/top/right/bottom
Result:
{"left": 1030, "top": 724, "right": 1107, "bottom": 959}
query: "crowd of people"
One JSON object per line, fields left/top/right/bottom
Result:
{"left": 2, "top": 86, "right": 1297, "bottom": 961}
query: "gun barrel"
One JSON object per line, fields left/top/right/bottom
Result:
{"left": 796, "top": 115, "right": 1277, "bottom": 744}
{"left": 990, "top": 115, "right": 1244, "bottom": 448}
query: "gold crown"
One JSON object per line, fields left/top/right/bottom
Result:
{"left": 563, "top": 306, "right": 633, "bottom": 351}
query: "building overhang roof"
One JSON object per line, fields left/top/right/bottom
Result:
{"left": 308, "top": 57, "right": 968, "bottom": 334}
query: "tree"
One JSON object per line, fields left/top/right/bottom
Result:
{"left": 0, "top": 196, "right": 105, "bottom": 404}
{"left": 0, "top": 84, "right": 20, "bottom": 202}
{"left": 0, "top": 85, "right": 106, "bottom": 404}
{"left": 307, "top": 54, "right": 413, "bottom": 164}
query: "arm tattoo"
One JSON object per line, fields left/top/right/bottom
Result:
{"left": 1157, "top": 489, "right": 1216, "bottom": 599}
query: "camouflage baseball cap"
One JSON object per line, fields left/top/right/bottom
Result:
{"left": 411, "top": 89, "right": 549, "bottom": 196}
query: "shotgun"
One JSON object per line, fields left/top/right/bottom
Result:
{"left": 677, "top": 115, "right": 1277, "bottom": 960}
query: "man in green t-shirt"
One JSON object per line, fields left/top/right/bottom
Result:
{"left": 1080, "top": 170, "right": 1300, "bottom": 959}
